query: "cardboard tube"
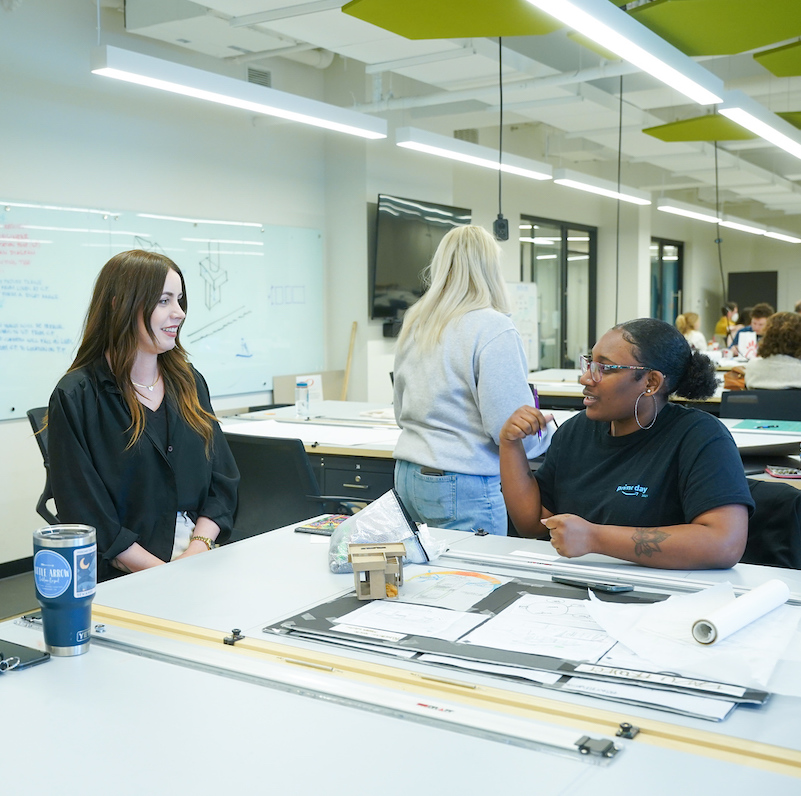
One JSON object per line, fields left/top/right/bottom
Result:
{"left": 692, "top": 579, "right": 790, "bottom": 645}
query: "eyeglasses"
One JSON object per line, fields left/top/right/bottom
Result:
{"left": 580, "top": 354, "right": 653, "bottom": 383}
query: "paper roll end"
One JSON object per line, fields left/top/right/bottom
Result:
{"left": 692, "top": 619, "right": 717, "bottom": 645}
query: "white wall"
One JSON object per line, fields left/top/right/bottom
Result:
{"left": 3, "top": 1, "right": 801, "bottom": 565}
{"left": 0, "top": 2, "right": 329, "bottom": 564}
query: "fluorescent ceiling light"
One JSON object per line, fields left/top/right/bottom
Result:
{"left": 91, "top": 45, "right": 386, "bottom": 140}
{"left": 197, "top": 250, "right": 264, "bottom": 256}
{"left": 181, "top": 237, "right": 263, "bottom": 245}
{"left": 553, "top": 168, "right": 651, "bottom": 205}
{"left": 656, "top": 199, "right": 720, "bottom": 224}
{"left": 765, "top": 229, "right": 801, "bottom": 244}
{"left": 396, "top": 127, "right": 552, "bottom": 181}
{"left": 719, "top": 217, "right": 766, "bottom": 236}
{"left": 138, "top": 213, "right": 263, "bottom": 227}
{"left": 524, "top": 0, "right": 723, "bottom": 105}
{"left": 21, "top": 225, "right": 150, "bottom": 236}
{"left": 1, "top": 200, "right": 119, "bottom": 215}
{"left": 719, "top": 90, "right": 801, "bottom": 161}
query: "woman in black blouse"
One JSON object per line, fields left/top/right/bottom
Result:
{"left": 47, "top": 250, "right": 239, "bottom": 581}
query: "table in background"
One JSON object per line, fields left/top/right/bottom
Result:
{"left": 223, "top": 400, "right": 398, "bottom": 501}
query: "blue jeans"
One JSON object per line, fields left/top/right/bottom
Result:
{"left": 394, "top": 459, "right": 508, "bottom": 536}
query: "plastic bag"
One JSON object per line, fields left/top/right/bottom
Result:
{"left": 329, "top": 489, "right": 430, "bottom": 574}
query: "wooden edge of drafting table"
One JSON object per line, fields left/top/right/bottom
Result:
{"left": 302, "top": 442, "right": 395, "bottom": 459}
{"left": 91, "top": 603, "right": 801, "bottom": 778}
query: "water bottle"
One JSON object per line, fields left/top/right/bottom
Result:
{"left": 33, "top": 524, "right": 97, "bottom": 656}
{"left": 295, "top": 380, "right": 310, "bottom": 419}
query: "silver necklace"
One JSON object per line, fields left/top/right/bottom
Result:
{"left": 131, "top": 372, "right": 161, "bottom": 392}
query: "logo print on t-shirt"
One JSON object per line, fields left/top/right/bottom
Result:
{"left": 616, "top": 484, "right": 649, "bottom": 497}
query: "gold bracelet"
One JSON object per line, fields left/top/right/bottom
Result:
{"left": 189, "top": 535, "right": 214, "bottom": 551}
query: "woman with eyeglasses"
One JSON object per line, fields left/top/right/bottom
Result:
{"left": 499, "top": 318, "right": 754, "bottom": 569}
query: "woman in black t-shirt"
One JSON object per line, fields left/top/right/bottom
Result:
{"left": 499, "top": 318, "right": 753, "bottom": 570}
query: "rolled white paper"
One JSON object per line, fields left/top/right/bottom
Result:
{"left": 692, "top": 579, "right": 791, "bottom": 645}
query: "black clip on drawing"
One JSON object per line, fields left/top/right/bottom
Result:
{"left": 223, "top": 628, "right": 245, "bottom": 646}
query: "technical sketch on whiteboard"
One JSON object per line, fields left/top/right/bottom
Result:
{"left": 507, "top": 282, "right": 539, "bottom": 372}
{"left": 0, "top": 201, "right": 324, "bottom": 421}
{"left": 199, "top": 251, "right": 229, "bottom": 310}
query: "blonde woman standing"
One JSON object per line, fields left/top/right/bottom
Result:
{"left": 392, "top": 225, "right": 551, "bottom": 536}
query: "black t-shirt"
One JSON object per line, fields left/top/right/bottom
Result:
{"left": 534, "top": 404, "right": 754, "bottom": 527}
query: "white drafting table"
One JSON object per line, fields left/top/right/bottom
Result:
{"left": 221, "top": 401, "right": 578, "bottom": 459}
{"left": 4, "top": 527, "right": 801, "bottom": 794}
{"left": 221, "top": 400, "right": 399, "bottom": 458}
{"left": 720, "top": 418, "right": 801, "bottom": 458}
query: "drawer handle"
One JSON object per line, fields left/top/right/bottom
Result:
{"left": 343, "top": 483, "right": 370, "bottom": 489}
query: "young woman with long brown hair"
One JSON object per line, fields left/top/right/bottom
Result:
{"left": 47, "top": 250, "right": 239, "bottom": 581}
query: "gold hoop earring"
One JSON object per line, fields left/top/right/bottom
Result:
{"left": 634, "top": 391, "right": 657, "bottom": 430}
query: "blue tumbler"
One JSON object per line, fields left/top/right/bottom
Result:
{"left": 33, "top": 525, "right": 97, "bottom": 656}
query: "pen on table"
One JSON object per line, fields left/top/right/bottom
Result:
{"left": 755, "top": 424, "right": 779, "bottom": 429}
{"left": 530, "top": 384, "right": 542, "bottom": 439}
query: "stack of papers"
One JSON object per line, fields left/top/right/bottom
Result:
{"left": 264, "top": 566, "right": 801, "bottom": 721}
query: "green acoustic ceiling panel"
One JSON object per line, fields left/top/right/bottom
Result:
{"left": 643, "top": 115, "right": 757, "bottom": 142}
{"left": 755, "top": 40, "right": 801, "bottom": 77}
{"left": 627, "top": 0, "right": 801, "bottom": 57}
{"left": 777, "top": 112, "right": 801, "bottom": 130}
{"left": 342, "top": 0, "right": 562, "bottom": 39}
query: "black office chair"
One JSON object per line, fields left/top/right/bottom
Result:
{"left": 720, "top": 389, "right": 801, "bottom": 421}
{"left": 224, "top": 434, "right": 364, "bottom": 543}
{"left": 741, "top": 480, "right": 801, "bottom": 569}
{"left": 26, "top": 406, "right": 59, "bottom": 525}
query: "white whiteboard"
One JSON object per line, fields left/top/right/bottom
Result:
{"left": 0, "top": 201, "right": 324, "bottom": 421}
{"left": 507, "top": 282, "right": 539, "bottom": 372}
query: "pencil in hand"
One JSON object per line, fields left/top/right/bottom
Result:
{"left": 529, "top": 384, "right": 542, "bottom": 440}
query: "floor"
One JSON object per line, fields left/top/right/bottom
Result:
{"left": 0, "top": 571, "right": 37, "bottom": 621}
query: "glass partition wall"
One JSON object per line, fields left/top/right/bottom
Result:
{"left": 519, "top": 216, "right": 597, "bottom": 370}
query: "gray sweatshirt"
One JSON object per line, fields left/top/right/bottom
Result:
{"left": 393, "top": 308, "right": 552, "bottom": 475}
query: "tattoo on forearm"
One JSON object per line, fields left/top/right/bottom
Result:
{"left": 632, "top": 527, "right": 669, "bottom": 558}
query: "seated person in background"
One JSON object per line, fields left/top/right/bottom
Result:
{"left": 731, "top": 302, "right": 774, "bottom": 355}
{"left": 726, "top": 305, "right": 750, "bottom": 348}
{"left": 499, "top": 318, "right": 753, "bottom": 569}
{"left": 745, "top": 311, "right": 801, "bottom": 389}
{"left": 675, "top": 312, "right": 708, "bottom": 351}
{"left": 47, "top": 250, "right": 240, "bottom": 581}
{"left": 714, "top": 302, "right": 738, "bottom": 344}
{"left": 393, "top": 225, "right": 552, "bottom": 537}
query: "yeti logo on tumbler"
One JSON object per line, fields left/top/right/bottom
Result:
{"left": 33, "top": 525, "right": 97, "bottom": 656}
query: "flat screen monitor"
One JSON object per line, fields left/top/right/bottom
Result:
{"left": 370, "top": 194, "right": 471, "bottom": 319}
